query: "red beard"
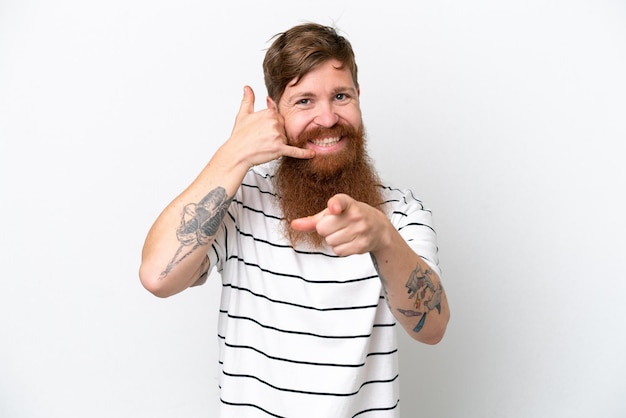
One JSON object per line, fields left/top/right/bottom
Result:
{"left": 274, "top": 124, "right": 384, "bottom": 247}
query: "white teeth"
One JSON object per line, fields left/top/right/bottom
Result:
{"left": 312, "top": 137, "right": 340, "bottom": 147}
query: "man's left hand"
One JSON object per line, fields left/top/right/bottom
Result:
{"left": 291, "top": 194, "right": 389, "bottom": 256}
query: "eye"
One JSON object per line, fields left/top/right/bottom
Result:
{"left": 297, "top": 98, "right": 311, "bottom": 105}
{"left": 335, "top": 92, "right": 354, "bottom": 103}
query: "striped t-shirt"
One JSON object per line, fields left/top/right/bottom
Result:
{"left": 208, "top": 162, "right": 440, "bottom": 418}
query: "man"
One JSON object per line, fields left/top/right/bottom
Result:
{"left": 140, "top": 22, "right": 449, "bottom": 418}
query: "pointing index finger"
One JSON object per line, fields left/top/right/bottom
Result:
{"left": 291, "top": 208, "right": 327, "bottom": 232}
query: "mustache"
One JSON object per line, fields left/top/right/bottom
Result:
{"left": 292, "top": 124, "right": 360, "bottom": 147}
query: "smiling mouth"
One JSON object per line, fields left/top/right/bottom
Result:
{"left": 310, "top": 137, "right": 342, "bottom": 147}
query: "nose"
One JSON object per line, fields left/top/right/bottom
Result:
{"left": 313, "top": 102, "right": 339, "bottom": 128}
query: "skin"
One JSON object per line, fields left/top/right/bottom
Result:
{"left": 139, "top": 59, "right": 449, "bottom": 344}
{"left": 267, "top": 59, "right": 362, "bottom": 154}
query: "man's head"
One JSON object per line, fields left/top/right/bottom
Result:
{"left": 263, "top": 23, "right": 364, "bottom": 172}
{"left": 264, "top": 23, "right": 384, "bottom": 247}
{"left": 263, "top": 23, "right": 358, "bottom": 104}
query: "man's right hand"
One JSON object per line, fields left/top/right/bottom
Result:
{"left": 227, "top": 85, "right": 315, "bottom": 168}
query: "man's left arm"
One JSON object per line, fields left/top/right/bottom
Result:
{"left": 369, "top": 226, "right": 449, "bottom": 344}
{"left": 291, "top": 193, "right": 450, "bottom": 344}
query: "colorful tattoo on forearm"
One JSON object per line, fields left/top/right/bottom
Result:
{"left": 398, "top": 263, "right": 443, "bottom": 333}
{"left": 159, "top": 187, "right": 233, "bottom": 280}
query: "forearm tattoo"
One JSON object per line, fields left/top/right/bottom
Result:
{"left": 159, "top": 187, "right": 233, "bottom": 280}
{"left": 397, "top": 263, "right": 443, "bottom": 333}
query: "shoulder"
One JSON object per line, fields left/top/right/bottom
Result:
{"left": 248, "top": 161, "right": 278, "bottom": 180}
{"left": 377, "top": 182, "right": 435, "bottom": 230}
{"left": 379, "top": 183, "right": 428, "bottom": 214}
{"left": 233, "top": 162, "right": 282, "bottom": 218}
{"left": 239, "top": 161, "right": 277, "bottom": 195}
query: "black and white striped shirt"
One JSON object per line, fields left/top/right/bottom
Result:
{"left": 208, "top": 162, "right": 440, "bottom": 418}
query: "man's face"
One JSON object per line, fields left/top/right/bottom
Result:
{"left": 268, "top": 59, "right": 362, "bottom": 172}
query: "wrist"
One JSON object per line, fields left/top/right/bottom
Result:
{"left": 213, "top": 141, "right": 254, "bottom": 174}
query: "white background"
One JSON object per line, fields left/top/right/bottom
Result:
{"left": 1, "top": 1, "right": 625, "bottom": 417}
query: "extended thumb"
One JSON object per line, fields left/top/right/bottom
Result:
{"left": 239, "top": 85, "right": 255, "bottom": 115}
{"left": 327, "top": 194, "right": 349, "bottom": 215}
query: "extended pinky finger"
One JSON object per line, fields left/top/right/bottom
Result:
{"left": 283, "top": 145, "right": 315, "bottom": 159}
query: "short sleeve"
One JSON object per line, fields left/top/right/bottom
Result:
{"left": 385, "top": 187, "right": 441, "bottom": 277}
{"left": 207, "top": 195, "right": 239, "bottom": 277}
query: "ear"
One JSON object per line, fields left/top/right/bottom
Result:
{"left": 266, "top": 96, "right": 278, "bottom": 110}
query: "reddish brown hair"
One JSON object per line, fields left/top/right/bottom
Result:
{"left": 263, "top": 23, "right": 359, "bottom": 103}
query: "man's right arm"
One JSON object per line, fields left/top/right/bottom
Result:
{"left": 139, "top": 86, "right": 314, "bottom": 297}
